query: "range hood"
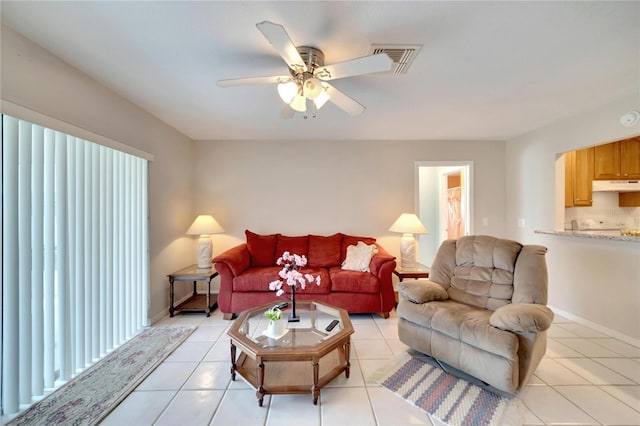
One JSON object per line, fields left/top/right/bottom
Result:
{"left": 592, "top": 180, "right": 640, "bottom": 192}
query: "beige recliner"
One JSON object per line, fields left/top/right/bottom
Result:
{"left": 396, "top": 235, "right": 553, "bottom": 394}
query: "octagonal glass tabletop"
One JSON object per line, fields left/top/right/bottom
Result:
{"left": 233, "top": 301, "right": 351, "bottom": 349}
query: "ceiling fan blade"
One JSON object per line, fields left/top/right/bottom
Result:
{"left": 256, "top": 21, "right": 307, "bottom": 73}
{"left": 315, "top": 53, "right": 393, "bottom": 81}
{"left": 325, "top": 83, "right": 365, "bottom": 116}
{"left": 217, "top": 75, "right": 291, "bottom": 87}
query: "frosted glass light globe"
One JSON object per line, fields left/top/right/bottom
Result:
{"left": 277, "top": 81, "right": 298, "bottom": 104}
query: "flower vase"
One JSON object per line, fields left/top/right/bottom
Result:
{"left": 267, "top": 318, "right": 284, "bottom": 337}
{"left": 289, "top": 285, "right": 300, "bottom": 322}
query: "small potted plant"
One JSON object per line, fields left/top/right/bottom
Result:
{"left": 264, "top": 307, "right": 284, "bottom": 337}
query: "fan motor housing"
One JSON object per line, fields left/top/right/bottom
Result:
{"left": 293, "top": 46, "right": 325, "bottom": 73}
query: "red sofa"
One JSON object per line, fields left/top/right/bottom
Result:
{"left": 212, "top": 231, "right": 397, "bottom": 319}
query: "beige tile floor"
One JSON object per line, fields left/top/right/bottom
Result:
{"left": 99, "top": 308, "right": 640, "bottom": 426}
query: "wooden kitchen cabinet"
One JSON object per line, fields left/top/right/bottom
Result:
{"left": 565, "top": 147, "right": 594, "bottom": 207}
{"left": 564, "top": 151, "right": 574, "bottom": 207}
{"left": 620, "top": 137, "right": 640, "bottom": 179}
{"left": 619, "top": 191, "right": 640, "bottom": 207}
{"left": 594, "top": 137, "right": 640, "bottom": 180}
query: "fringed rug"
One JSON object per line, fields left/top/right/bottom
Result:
{"left": 7, "top": 326, "right": 195, "bottom": 426}
{"left": 376, "top": 351, "right": 523, "bottom": 426}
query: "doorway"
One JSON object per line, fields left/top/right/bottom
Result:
{"left": 416, "top": 161, "right": 473, "bottom": 266}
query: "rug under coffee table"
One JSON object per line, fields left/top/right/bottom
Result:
{"left": 227, "top": 301, "right": 353, "bottom": 405}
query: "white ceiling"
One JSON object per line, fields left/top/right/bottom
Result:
{"left": 1, "top": 1, "right": 638, "bottom": 141}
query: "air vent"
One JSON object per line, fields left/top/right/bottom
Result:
{"left": 369, "top": 44, "right": 422, "bottom": 74}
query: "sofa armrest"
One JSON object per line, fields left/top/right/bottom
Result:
{"left": 490, "top": 303, "right": 554, "bottom": 333}
{"left": 212, "top": 244, "right": 250, "bottom": 276}
{"left": 398, "top": 279, "right": 449, "bottom": 303}
{"left": 369, "top": 244, "right": 395, "bottom": 277}
{"left": 369, "top": 253, "right": 395, "bottom": 276}
{"left": 368, "top": 244, "right": 397, "bottom": 313}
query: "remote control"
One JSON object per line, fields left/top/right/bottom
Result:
{"left": 325, "top": 320, "right": 339, "bottom": 332}
{"left": 274, "top": 302, "right": 288, "bottom": 310}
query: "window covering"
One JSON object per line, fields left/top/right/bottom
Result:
{"left": 1, "top": 114, "right": 149, "bottom": 415}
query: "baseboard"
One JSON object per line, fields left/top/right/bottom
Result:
{"left": 149, "top": 310, "right": 168, "bottom": 326}
{"left": 149, "top": 293, "right": 194, "bottom": 325}
{"left": 549, "top": 305, "right": 640, "bottom": 348}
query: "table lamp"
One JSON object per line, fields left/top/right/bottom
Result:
{"left": 389, "top": 213, "right": 428, "bottom": 269}
{"left": 186, "top": 215, "right": 224, "bottom": 269}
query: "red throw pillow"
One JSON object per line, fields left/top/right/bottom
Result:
{"left": 245, "top": 230, "right": 278, "bottom": 266}
{"left": 341, "top": 234, "right": 376, "bottom": 263}
{"left": 275, "top": 235, "right": 309, "bottom": 259}
{"left": 308, "top": 234, "right": 342, "bottom": 267}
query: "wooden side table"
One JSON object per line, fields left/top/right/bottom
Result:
{"left": 393, "top": 263, "right": 430, "bottom": 282}
{"left": 168, "top": 265, "right": 219, "bottom": 317}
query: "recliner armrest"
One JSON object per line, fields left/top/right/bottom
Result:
{"left": 397, "top": 279, "right": 449, "bottom": 304}
{"left": 490, "top": 303, "right": 554, "bottom": 333}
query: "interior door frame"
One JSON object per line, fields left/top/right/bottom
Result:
{"left": 415, "top": 160, "right": 474, "bottom": 265}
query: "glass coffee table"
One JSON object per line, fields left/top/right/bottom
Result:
{"left": 227, "top": 301, "right": 353, "bottom": 406}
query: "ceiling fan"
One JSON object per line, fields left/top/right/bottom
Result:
{"left": 217, "top": 21, "right": 393, "bottom": 118}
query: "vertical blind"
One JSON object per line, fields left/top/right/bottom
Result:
{"left": 1, "top": 114, "right": 149, "bottom": 415}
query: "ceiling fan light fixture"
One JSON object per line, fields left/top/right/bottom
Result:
{"left": 277, "top": 81, "right": 298, "bottom": 104}
{"left": 290, "top": 93, "right": 307, "bottom": 112}
{"left": 218, "top": 21, "right": 386, "bottom": 119}
{"left": 303, "top": 77, "right": 322, "bottom": 99}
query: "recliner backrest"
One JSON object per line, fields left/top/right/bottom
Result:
{"left": 429, "top": 235, "right": 548, "bottom": 311}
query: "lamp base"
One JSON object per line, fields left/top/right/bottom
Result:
{"left": 399, "top": 233, "right": 417, "bottom": 270}
{"left": 197, "top": 235, "right": 213, "bottom": 269}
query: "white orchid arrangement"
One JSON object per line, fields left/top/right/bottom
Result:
{"left": 268, "top": 251, "right": 321, "bottom": 296}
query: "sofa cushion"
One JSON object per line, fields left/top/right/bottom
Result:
{"left": 233, "top": 266, "right": 282, "bottom": 292}
{"left": 275, "top": 235, "right": 309, "bottom": 259}
{"left": 329, "top": 267, "right": 379, "bottom": 293}
{"left": 341, "top": 234, "right": 376, "bottom": 263}
{"left": 308, "top": 234, "right": 342, "bottom": 267}
{"left": 233, "top": 267, "right": 331, "bottom": 294}
{"left": 245, "top": 230, "right": 278, "bottom": 267}
{"left": 398, "top": 299, "right": 518, "bottom": 360}
{"left": 448, "top": 235, "right": 522, "bottom": 311}
{"left": 278, "top": 267, "right": 331, "bottom": 294}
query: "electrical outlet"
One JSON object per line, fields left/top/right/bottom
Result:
{"left": 517, "top": 218, "right": 526, "bottom": 228}
{"left": 482, "top": 217, "right": 489, "bottom": 227}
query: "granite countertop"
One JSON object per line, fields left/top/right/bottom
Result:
{"left": 535, "top": 229, "right": 640, "bottom": 242}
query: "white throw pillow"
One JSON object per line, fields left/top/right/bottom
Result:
{"left": 341, "top": 241, "right": 378, "bottom": 272}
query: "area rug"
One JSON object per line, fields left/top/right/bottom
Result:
{"left": 376, "top": 351, "right": 523, "bottom": 426}
{"left": 7, "top": 325, "right": 195, "bottom": 426}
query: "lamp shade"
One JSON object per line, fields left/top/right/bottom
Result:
{"left": 389, "top": 213, "right": 428, "bottom": 234}
{"left": 186, "top": 215, "right": 224, "bottom": 236}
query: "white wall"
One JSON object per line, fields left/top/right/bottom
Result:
{"left": 418, "top": 166, "right": 441, "bottom": 265}
{"left": 505, "top": 94, "right": 640, "bottom": 342}
{"left": 1, "top": 25, "right": 196, "bottom": 322}
{"left": 7, "top": 21, "right": 636, "bottom": 342}
{"left": 193, "top": 139, "right": 506, "bottom": 261}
